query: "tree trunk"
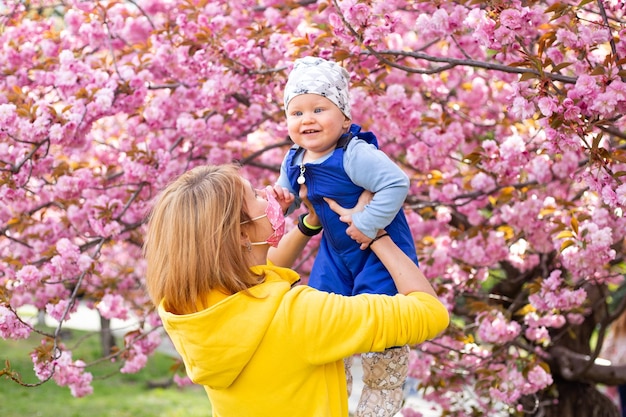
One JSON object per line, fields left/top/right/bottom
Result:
{"left": 99, "top": 315, "right": 116, "bottom": 356}
{"left": 37, "top": 309, "right": 46, "bottom": 327}
{"left": 538, "top": 283, "right": 621, "bottom": 417}
{"left": 536, "top": 379, "right": 619, "bottom": 417}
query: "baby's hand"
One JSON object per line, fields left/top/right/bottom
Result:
{"left": 265, "top": 185, "right": 295, "bottom": 214}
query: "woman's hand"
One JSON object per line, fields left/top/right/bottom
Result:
{"left": 324, "top": 190, "right": 373, "bottom": 221}
{"left": 324, "top": 190, "right": 374, "bottom": 250}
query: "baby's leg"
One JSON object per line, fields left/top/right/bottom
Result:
{"left": 356, "top": 345, "right": 410, "bottom": 417}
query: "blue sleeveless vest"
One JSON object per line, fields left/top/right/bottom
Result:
{"left": 284, "top": 124, "right": 419, "bottom": 296}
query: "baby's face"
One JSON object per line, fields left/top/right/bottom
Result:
{"left": 286, "top": 94, "right": 351, "bottom": 160}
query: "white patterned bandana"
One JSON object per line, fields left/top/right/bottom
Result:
{"left": 284, "top": 56, "right": 351, "bottom": 119}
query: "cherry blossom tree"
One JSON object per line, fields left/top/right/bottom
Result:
{"left": 1, "top": 0, "right": 625, "bottom": 416}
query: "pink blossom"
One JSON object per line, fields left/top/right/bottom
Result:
{"left": 416, "top": 9, "right": 450, "bottom": 39}
{"left": 546, "top": 47, "right": 565, "bottom": 65}
{"left": 488, "top": 363, "right": 552, "bottom": 404}
{"left": 345, "top": 1, "right": 371, "bottom": 27}
{"left": 122, "top": 16, "right": 153, "bottom": 44}
{"left": 510, "top": 96, "right": 535, "bottom": 120}
{"left": 551, "top": 150, "right": 579, "bottom": 179}
{"left": 52, "top": 352, "right": 94, "bottom": 397}
{"left": 569, "top": 74, "right": 600, "bottom": 100}
{"left": 560, "top": 222, "right": 616, "bottom": 278}
{"left": 173, "top": 373, "right": 194, "bottom": 387}
{"left": 527, "top": 154, "right": 553, "bottom": 183}
{"left": 567, "top": 313, "right": 585, "bottom": 325}
{"left": 63, "top": 9, "right": 84, "bottom": 34}
{"left": 56, "top": 238, "right": 80, "bottom": 259}
{"left": 32, "top": 351, "right": 54, "bottom": 381}
{"left": 56, "top": 60, "right": 78, "bottom": 87}
{"left": 477, "top": 311, "right": 521, "bottom": 344}
{"left": 465, "top": 8, "right": 495, "bottom": 47}
{"left": 527, "top": 364, "right": 553, "bottom": 390}
{"left": 562, "top": 99, "right": 582, "bottom": 122}
{"left": 94, "top": 87, "right": 114, "bottom": 110}
{"left": 121, "top": 331, "right": 161, "bottom": 374}
{"left": 0, "top": 306, "right": 32, "bottom": 340}
{"left": 46, "top": 299, "right": 73, "bottom": 322}
{"left": 15, "top": 265, "right": 42, "bottom": 288}
{"left": 77, "top": 19, "right": 108, "bottom": 49}
{"left": 578, "top": 23, "right": 611, "bottom": 46}
{"left": 97, "top": 293, "right": 129, "bottom": 320}
{"left": 30, "top": 343, "right": 94, "bottom": 397}
{"left": 524, "top": 326, "right": 550, "bottom": 344}
{"left": 401, "top": 407, "right": 425, "bottom": 417}
{"left": 208, "top": 113, "right": 225, "bottom": 130}
{"left": 458, "top": 199, "right": 489, "bottom": 226}
{"left": 0, "top": 103, "right": 17, "bottom": 126}
{"left": 616, "top": 184, "right": 626, "bottom": 206}
{"left": 528, "top": 270, "right": 587, "bottom": 312}
{"left": 555, "top": 28, "right": 580, "bottom": 48}
{"left": 590, "top": 91, "right": 619, "bottom": 116}
{"left": 452, "top": 230, "right": 508, "bottom": 266}
{"left": 470, "top": 172, "right": 495, "bottom": 192}
{"left": 500, "top": 8, "right": 523, "bottom": 30}
{"left": 120, "top": 346, "right": 148, "bottom": 373}
{"left": 537, "top": 96, "right": 558, "bottom": 117}
{"left": 601, "top": 185, "right": 618, "bottom": 206}
{"left": 507, "top": 239, "right": 541, "bottom": 273}
{"left": 406, "top": 141, "right": 430, "bottom": 172}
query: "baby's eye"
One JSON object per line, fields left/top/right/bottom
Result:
{"left": 314, "top": 108, "right": 323, "bottom": 113}
{"left": 292, "top": 111, "right": 302, "bottom": 117}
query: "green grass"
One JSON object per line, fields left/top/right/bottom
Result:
{"left": 0, "top": 328, "right": 212, "bottom": 417}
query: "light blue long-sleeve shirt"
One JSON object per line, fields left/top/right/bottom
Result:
{"left": 277, "top": 137, "right": 409, "bottom": 239}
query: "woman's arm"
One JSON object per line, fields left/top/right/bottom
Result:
{"left": 267, "top": 184, "right": 320, "bottom": 268}
{"left": 368, "top": 234, "right": 437, "bottom": 297}
{"left": 325, "top": 196, "right": 437, "bottom": 297}
{"left": 267, "top": 221, "right": 314, "bottom": 268}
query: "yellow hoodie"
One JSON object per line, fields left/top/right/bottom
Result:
{"left": 159, "top": 264, "right": 449, "bottom": 417}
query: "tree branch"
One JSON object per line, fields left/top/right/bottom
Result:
{"left": 551, "top": 345, "right": 626, "bottom": 386}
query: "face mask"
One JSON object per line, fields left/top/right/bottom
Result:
{"left": 241, "top": 188, "right": 285, "bottom": 248}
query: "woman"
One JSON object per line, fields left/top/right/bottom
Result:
{"left": 143, "top": 164, "right": 449, "bottom": 417}
{"left": 602, "top": 311, "right": 626, "bottom": 416}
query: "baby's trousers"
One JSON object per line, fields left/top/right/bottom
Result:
{"left": 344, "top": 345, "right": 410, "bottom": 417}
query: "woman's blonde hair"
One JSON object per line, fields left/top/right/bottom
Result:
{"left": 144, "top": 164, "right": 263, "bottom": 315}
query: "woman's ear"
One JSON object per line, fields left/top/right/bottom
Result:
{"left": 240, "top": 231, "right": 252, "bottom": 252}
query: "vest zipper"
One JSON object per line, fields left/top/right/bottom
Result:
{"left": 297, "top": 164, "right": 306, "bottom": 185}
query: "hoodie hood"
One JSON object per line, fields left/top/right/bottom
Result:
{"left": 158, "top": 264, "right": 300, "bottom": 389}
